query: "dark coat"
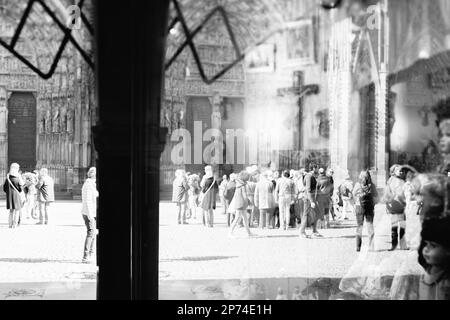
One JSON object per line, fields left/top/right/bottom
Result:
{"left": 3, "top": 174, "right": 23, "bottom": 210}
{"left": 200, "top": 176, "right": 218, "bottom": 210}
{"left": 316, "top": 174, "right": 334, "bottom": 209}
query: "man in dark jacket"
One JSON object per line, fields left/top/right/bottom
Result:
{"left": 299, "top": 163, "right": 321, "bottom": 238}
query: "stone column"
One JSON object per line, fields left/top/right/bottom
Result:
{"left": 208, "top": 92, "right": 223, "bottom": 175}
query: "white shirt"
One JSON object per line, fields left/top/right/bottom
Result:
{"left": 81, "top": 178, "right": 98, "bottom": 218}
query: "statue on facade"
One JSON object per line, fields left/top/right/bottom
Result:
{"left": 67, "top": 110, "right": 74, "bottom": 133}
{"left": 45, "top": 110, "right": 52, "bottom": 133}
{"left": 39, "top": 116, "right": 45, "bottom": 134}
{"left": 53, "top": 111, "right": 60, "bottom": 133}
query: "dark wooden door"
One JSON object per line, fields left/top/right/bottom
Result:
{"left": 8, "top": 92, "right": 37, "bottom": 172}
{"left": 185, "top": 97, "right": 211, "bottom": 175}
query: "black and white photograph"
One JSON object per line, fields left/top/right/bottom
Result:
{"left": 244, "top": 43, "right": 275, "bottom": 73}
{"left": 0, "top": 0, "right": 450, "bottom": 307}
{"left": 284, "top": 19, "right": 315, "bottom": 65}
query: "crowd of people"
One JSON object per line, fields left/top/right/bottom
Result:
{"left": 173, "top": 163, "right": 378, "bottom": 244}
{"left": 3, "top": 163, "right": 54, "bottom": 228}
{"left": 172, "top": 163, "right": 450, "bottom": 299}
{"left": 2, "top": 162, "right": 98, "bottom": 264}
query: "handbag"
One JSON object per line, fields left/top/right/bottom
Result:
{"left": 386, "top": 196, "right": 405, "bottom": 214}
{"left": 7, "top": 174, "right": 26, "bottom": 204}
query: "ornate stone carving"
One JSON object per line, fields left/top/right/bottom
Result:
{"left": 45, "top": 109, "right": 52, "bottom": 133}
{"left": 185, "top": 79, "right": 245, "bottom": 97}
{"left": 0, "top": 74, "right": 38, "bottom": 91}
{"left": 67, "top": 110, "right": 74, "bottom": 133}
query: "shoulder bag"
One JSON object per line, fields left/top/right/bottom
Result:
{"left": 7, "top": 174, "right": 26, "bottom": 204}
{"left": 198, "top": 178, "right": 215, "bottom": 207}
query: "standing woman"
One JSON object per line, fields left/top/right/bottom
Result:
{"left": 187, "top": 173, "right": 201, "bottom": 221}
{"left": 352, "top": 170, "right": 378, "bottom": 252}
{"left": 81, "top": 167, "right": 99, "bottom": 263}
{"left": 3, "top": 163, "right": 24, "bottom": 228}
{"left": 172, "top": 169, "right": 189, "bottom": 225}
{"left": 228, "top": 171, "right": 254, "bottom": 237}
{"left": 254, "top": 170, "right": 275, "bottom": 229}
{"left": 224, "top": 173, "right": 237, "bottom": 227}
{"left": 219, "top": 175, "right": 229, "bottom": 215}
{"left": 199, "top": 165, "right": 218, "bottom": 228}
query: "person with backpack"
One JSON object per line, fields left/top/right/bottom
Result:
{"left": 353, "top": 170, "right": 378, "bottom": 252}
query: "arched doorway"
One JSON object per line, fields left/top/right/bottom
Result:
{"left": 7, "top": 92, "right": 37, "bottom": 172}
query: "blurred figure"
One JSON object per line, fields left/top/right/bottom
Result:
{"left": 316, "top": 168, "right": 334, "bottom": 229}
{"left": 228, "top": 171, "right": 254, "bottom": 237}
{"left": 299, "top": 163, "right": 321, "bottom": 238}
{"left": 275, "top": 288, "right": 288, "bottom": 300}
{"left": 23, "top": 172, "right": 38, "bottom": 220}
{"left": 271, "top": 171, "right": 280, "bottom": 229}
{"left": 292, "top": 286, "right": 303, "bottom": 300}
{"left": 353, "top": 170, "right": 378, "bottom": 252}
{"left": 254, "top": 170, "right": 275, "bottom": 229}
{"left": 199, "top": 165, "right": 218, "bottom": 228}
{"left": 224, "top": 173, "right": 237, "bottom": 226}
{"left": 187, "top": 173, "right": 201, "bottom": 220}
{"left": 337, "top": 174, "right": 354, "bottom": 220}
{"left": 219, "top": 175, "right": 229, "bottom": 215}
{"left": 172, "top": 169, "right": 189, "bottom": 224}
{"left": 383, "top": 165, "right": 408, "bottom": 251}
{"left": 3, "top": 163, "right": 24, "bottom": 228}
{"left": 81, "top": 167, "right": 98, "bottom": 264}
{"left": 403, "top": 167, "right": 420, "bottom": 249}
{"left": 246, "top": 174, "right": 258, "bottom": 228}
{"left": 327, "top": 168, "right": 336, "bottom": 221}
{"left": 37, "top": 168, "right": 55, "bottom": 225}
{"left": 274, "top": 170, "right": 296, "bottom": 231}
{"left": 293, "top": 170, "right": 305, "bottom": 228}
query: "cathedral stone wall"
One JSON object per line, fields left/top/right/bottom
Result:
{"left": 0, "top": 34, "right": 96, "bottom": 198}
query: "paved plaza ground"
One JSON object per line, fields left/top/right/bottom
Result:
{"left": 0, "top": 200, "right": 419, "bottom": 299}
{"left": 0, "top": 201, "right": 97, "bottom": 300}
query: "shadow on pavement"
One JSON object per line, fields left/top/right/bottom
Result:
{"left": 0, "top": 258, "right": 88, "bottom": 264}
{"left": 160, "top": 256, "right": 238, "bottom": 263}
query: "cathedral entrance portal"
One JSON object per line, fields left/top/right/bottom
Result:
{"left": 7, "top": 92, "right": 37, "bottom": 172}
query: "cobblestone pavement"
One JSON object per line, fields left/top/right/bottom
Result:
{"left": 0, "top": 200, "right": 419, "bottom": 300}
{"left": 159, "top": 202, "right": 413, "bottom": 281}
{"left": 159, "top": 203, "right": 422, "bottom": 299}
{"left": 0, "top": 200, "right": 97, "bottom": 300}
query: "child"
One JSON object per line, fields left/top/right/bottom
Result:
{"left": 417, "top": 217, "right": 450, "bottom": 300}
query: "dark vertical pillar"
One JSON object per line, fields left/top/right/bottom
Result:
{"left": 130, "top": 0, "right": 169, "bottom": 300}
{"left": 94, "top": 0, "right": 169, "bottom": 299}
